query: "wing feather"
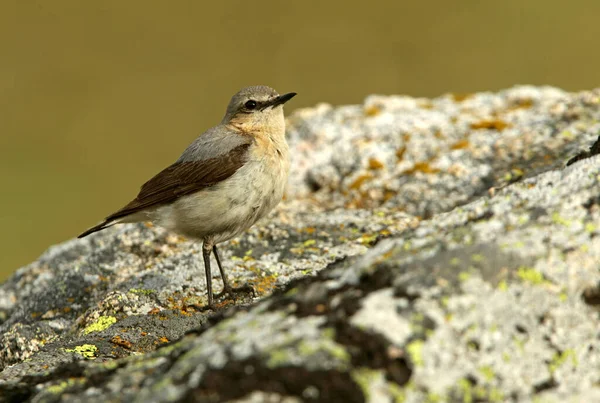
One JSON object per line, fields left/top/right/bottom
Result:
{"left": 108, "top": 142, "right": 251, "bottom": 220}
{"left": 78, "top": 141, "right": 251, "bottom": 238}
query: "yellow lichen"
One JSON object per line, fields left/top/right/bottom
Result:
{"left": 64, "top": 344, "right": 98, "bottom": 359}
{"left": 359, "top": 233, "right": 378, "bottom": 246}
{"left": 303, "top": 239, "right": 316, "bottom": 247}
{"left": 516, "top": 267, "right": 547, "bottom": 285}
{"left": 83, "top": 316, "right": 117, "bottom": 334}
{"left": 549, "top": 349, "right": 578, "bottom": 374}
{"left": 407, "top": 340, "right": 424, "bottom": 366}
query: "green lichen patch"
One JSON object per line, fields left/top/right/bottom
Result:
{"left": 516, "top": 267, "right": 549, "bottom": 285}
{"left": 128, "top": 288, "right": 156, "bottom": 295}
{"left": 478, "top": 365, "right": 495, "bottom": 381}
{"left": 44, "top": 378, "right": 85, "bottom": 395}
{"left": 455, "top": 378, "right": 504, "bottom": 403}
{"left": 351, "top": 367, "right": 407, "bottom": 402}
{"left": 549, "top": 349, "right": 578, "bottom": 374}
{"left": 407, "top": 340, "right": 424, "bottom": 367}
{"left": 351, "top": 367, "right": 380, "bottom": 401}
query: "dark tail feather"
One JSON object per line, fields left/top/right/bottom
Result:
{"left": 78, "top": 220, "right": 116, "bottom": 238}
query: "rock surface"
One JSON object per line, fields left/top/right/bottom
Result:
{"left": 1, "top": 86, "right": 599, "bottom": 402}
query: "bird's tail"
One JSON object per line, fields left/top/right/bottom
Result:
{"left": 78, "top": 219, "right": 118, "bottom": 238}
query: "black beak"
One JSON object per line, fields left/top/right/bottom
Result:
{"left": 267, "top": 92, "right": 297, "bottom": 108}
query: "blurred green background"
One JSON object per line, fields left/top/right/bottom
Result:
{"left": 1, "top": 1, "right": 599, "bottom": 281}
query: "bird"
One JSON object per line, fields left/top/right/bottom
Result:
{"left": 78, "top": 85, "right": 296, "bottom": 308}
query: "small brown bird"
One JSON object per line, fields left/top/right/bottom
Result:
{"left": 79, "top": 86, "right": 296, "bottom": 308}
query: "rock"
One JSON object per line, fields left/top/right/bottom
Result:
{"left": 1, "top": 86, "right": 599, "bottom": 402}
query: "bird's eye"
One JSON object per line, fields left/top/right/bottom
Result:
{"left": 244, "top": 100, "right": 257, "bottom": 110}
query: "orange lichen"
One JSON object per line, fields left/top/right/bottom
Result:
{"left": 450, "top": 139, "right": 471, "bottom": 150}
{"left": 403, "top": 162, "right": 441, "bottom": 175}
{"left": 451, "top": 93, "right": 474, "bottom": 102}
{"left": 395, "top": 146, "right": 407, "bottom": 161}
{"left": 349, "top": 174, "right": 373, "bottom": 190}
{"left": 383, "top": 190, "right": 396, "bottom": 201}
{"left": 158, "top": 337, "right": 169, "bottom": 344}
{"left": 364, "top": 105, "right": 382, "bottom": 117}
{"left": 111, "top": 335, "right": 132, "bottom": 349}
{"left": 470, "top": 119, "right": 510, "bottom": 131}
{"left": 248, "top": 272, "right": 278, "bottom": 296}
{"left": 368, "top": 158, "right": 385, "bottom": 170}
{"left": 508, "top": 98, "right": 534, "bottom": 110}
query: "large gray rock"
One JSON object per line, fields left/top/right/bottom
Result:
{"left": 1, "top": 86, "right": 599, "bottom": 402}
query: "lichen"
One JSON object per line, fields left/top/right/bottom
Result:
{"left": 456, "top": 379, "right": 503, "bottom": 403}
{"left": 359, "top": 233, "right": 378, "bottom": 245}
{"left": 516, "top": 267, "right": 548, "bottom": 285}
{"left": 83, "top": 315, "right": 117, "bottom": 334}
{"left": 129, "top": 288, "right": 156, "bottom": 295}
{"left": 351, "top": 367, "right": 379, "bottom": 401}
{"left": 551, "top": 212, "right": 571, "bottom": 227}
{"left": 470, "top": 119, "right": 510, "bottom": 131}
{"left": 64, "top": 344, "right": 98, "bottom": 359}
{"left": 45, "top": 378, "right": 85, "bottom": 394}
{"left": 549, "top": 349, "right": 578, "bottom": 374}
{"left": 303, "top": 239, "right": 316, "bottom": 247}
{"left": 297, "top": 338, "right": 350, "bottom": 367}
{"left": 265, "top": 349, "right": 292, "bottom": 368}
{"left": 407, "top": 340, "right": 424, "bottom": 367}
{"left": 478, "top": 365, "right": 495, "bottom": 381}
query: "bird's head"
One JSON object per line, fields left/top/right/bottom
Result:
{"left": 222, "top": 85, "right": 296, "bottom": 135}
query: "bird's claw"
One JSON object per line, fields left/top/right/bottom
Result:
{"left": 215, "top": 284, "right": 256, "bottom": 300}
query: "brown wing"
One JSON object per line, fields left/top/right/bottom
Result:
{"left": 108, "top": 142, "right": 251, "bottom": 220}
{"left": 78, "top": 142, "right": 251, "bottom": 238}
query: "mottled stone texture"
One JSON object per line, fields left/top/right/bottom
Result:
{"left": 1, "top": 87, "right": 600, "bottom": 402}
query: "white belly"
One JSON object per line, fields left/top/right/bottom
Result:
{"left": 151, "top": 155, "right": 289, "bottom": 243}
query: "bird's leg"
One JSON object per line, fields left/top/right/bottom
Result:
{"left": 202, "top": 242, "right": 214, "bottom": 308}
{"left": 213, "top": 245, "right": 255, "bottom": 299}
{"left": 213, "top": 244, "right": 231, "bottom": 292}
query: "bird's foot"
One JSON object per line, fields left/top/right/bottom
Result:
{"left": 187, "top": 300, "right": 217, "bottom": 312}
{"left": 215, "top": 284, "right": 256, "bottom": 300}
